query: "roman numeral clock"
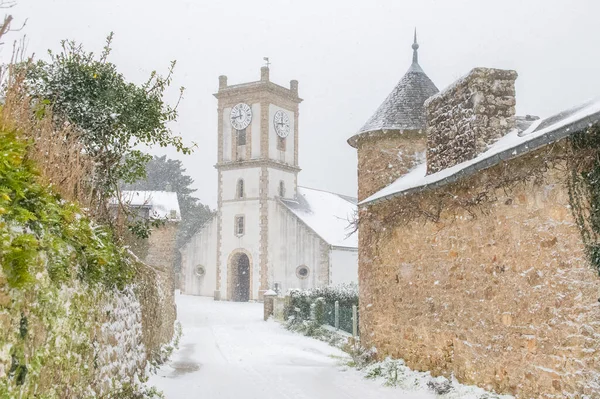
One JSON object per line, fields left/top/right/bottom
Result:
{"left": 230, "top": 102, "right": 252, "bottom": 130}
{"left": 273, "top": 109, "right": 290, "bottom": 138}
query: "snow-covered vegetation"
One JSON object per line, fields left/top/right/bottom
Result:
{"left": 286, "top": 283, "right": 358, "bottom": 334}
{"left": 0, "top": 28, "right": 187, "bottom": 397}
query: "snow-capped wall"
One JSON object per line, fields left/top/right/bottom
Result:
{"left": 425, "top": 68, "right": 517, "bottom": 174}
{"left": 0, "top": 254, "right": 176, "bottom": 398}
{"left": 359, "top": 144, "right": 600, "bottom": 398}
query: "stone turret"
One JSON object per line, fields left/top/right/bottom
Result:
{"left": 348, "top": 31, "right": 439, "bottom": 201}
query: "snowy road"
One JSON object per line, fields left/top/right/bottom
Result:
{"left": 148, "top": 293, "right": 432, "bottom": 399}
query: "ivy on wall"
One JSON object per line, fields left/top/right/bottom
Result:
{"left": 568, "top": 124, "right": 600, "bottom": 274}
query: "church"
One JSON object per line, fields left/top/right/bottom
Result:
{"left": 180, "top": 67, "right": 358, "bottom": 301}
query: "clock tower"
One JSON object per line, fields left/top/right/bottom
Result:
{"left": 213, "top": 66, "right": 302, "bottom": 301}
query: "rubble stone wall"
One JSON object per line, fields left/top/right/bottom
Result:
{"left": 425, "top": 68, "right": 517, "bottom": 174}
{"left": 359, "top": 145, "right": 600, "bottom": 398}
{"left": 128, "top": 222, "right": 178, "bottom": 359}
{"left": 356, "top": 131, "right": 426, "bottom": 201}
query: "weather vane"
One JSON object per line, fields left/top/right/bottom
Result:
{"left": 263, "top": 57, "right": 271, "bottom": 68}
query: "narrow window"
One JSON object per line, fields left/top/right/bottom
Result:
{"left": 237, "top": 179, "right": 244, "bottom": 198}
{"left": 235, "top": 216, "right": 245, "bottom": 236}
{"left": 237, "top": 129, "right": 246, "bottom": 146}
{"left": 277, "top": 135, "right": 286, "bottom": 151}
{"left": 279, "top": 181, "right": 285, "bottom": 197}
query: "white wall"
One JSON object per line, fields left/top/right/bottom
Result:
{"left": 221, "top": 168, "right": 261, "bottom": 200}
{"left": 180, "top": 217, "right": 218, "bottom": 297}
{"left": 267, "top": 168, "right": 297, "bottom": 199}
{"left": 329, "top": 248, "right": 358, "bottom": 285}
{"left": 268, "top": 202, "right": 328, "bottom": 293}
{"left": 222, "top": 107, "right": 232, "bottom": 162}
{"left": 268, "top": 104, "right": 295, "bottom": 165}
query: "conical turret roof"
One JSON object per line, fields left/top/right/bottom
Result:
{"left": 349, "top": 32, "right": 438, "bottom": 146}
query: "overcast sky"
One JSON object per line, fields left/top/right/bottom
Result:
{"left": 7, "top": 0, "right": 600, "bottom": 207}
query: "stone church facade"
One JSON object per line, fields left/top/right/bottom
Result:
{"left": 350, "top": 35, "right": 600, "bottom": 397}
{"left": 181, "top": 68, "right": 358, "bottom": 301}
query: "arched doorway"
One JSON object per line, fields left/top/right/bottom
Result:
{"left": 233, "top": 253, "right": 250, "bottom": 302}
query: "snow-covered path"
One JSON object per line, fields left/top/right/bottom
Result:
{"left": 148, "top": 293, "right": 432, "bottom": 399}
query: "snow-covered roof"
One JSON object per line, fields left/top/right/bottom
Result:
{"left": 117, "top": 191, "right": 181, "bottom": 221}
{"left": 361, "top": 98, "right": 600, "bottom": 205}
{"left": 348, "top": 36, "right": 438, "bottom": 147}
{"left": 279, "top": 187, "right": 358, "bottom": 249}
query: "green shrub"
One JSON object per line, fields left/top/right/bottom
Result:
{"left": 0, "top": 129, "right": 133, "bottom": 290}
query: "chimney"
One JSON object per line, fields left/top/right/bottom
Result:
{"left": 425, "top": 67, "right": 517, "bottom": 175}
{"left": 218, "top": 75, "right": 228, "bottom": 90}
{"left": 261, "top": 66, "right": 270, "bottom": 82}
{"left": 290, "top": 80, "right": 299, "bottom": 96}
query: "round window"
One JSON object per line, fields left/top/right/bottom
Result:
{"left": 195, "top": 265, "right": 206, "bottom": 278}
{"left": 296, "top": 265, "right": 310, "bottom": 279}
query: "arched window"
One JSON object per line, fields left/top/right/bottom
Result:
{"left": 279, "top": 181, "right": 285, "bottom": 197}
{"left": 235, "top": 215, "right": 245, "bottom": 236}
{"left": 237, "top": 179, "right": 244, "bottom": 198}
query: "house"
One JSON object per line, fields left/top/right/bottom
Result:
{"left": 180, "top": 68, "right": 358, "bottom": 301}
{"left": 349, "top": 34, "right": 600, "bottom": 398}
{"left": 112, "top": 190, "right": 181, "bottom": 272}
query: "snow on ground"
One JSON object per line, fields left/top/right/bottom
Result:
{"left": 148, "top": 293, "right": 433, "bottom": 399}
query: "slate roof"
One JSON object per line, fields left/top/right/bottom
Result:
{"left": 361, "top": 98, "right": 600, "bottom": 205}
{"left": 279, "top": 187, "right": 358, "bottom": 249}
{"left": 348, "top": 35, "right": 438, "bottom": 147}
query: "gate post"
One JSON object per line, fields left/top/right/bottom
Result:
{"left": 352, "top": 305, "right": 358, "bottom": 338}
{"left": 334, "top": 301, "right": 340, "bottom": 330}
{"left": 263, "top": 290, "right": 277, "bottom": 321}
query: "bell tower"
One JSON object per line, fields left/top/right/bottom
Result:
{"left": 213, "top": 65, "right": 303, "bottom": 301}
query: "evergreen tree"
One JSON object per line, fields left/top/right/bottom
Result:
{"left": 122, "top": 155, "right": 214, "bottom": 271}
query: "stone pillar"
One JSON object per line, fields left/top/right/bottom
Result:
{"left": 425, "top": 67, "right": 517, "bottom": 174}
{"left": 290, "top": 80, "right": 298, "bottom": 96}
{"left": 263, "top": 290, "right": 277, "bottom": 321}
{"left": 260, "top": 66, "right": 269, "bottom": 82}
{"left": 218, "top": 75, "right": 227, "bottom": 89}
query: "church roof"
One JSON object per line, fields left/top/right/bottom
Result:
{"left": 348, "top": 31, "right": 438, "bottom": 147}
{"left": 279, "top": 187, "right": 358, "bottom": 249}
{"left": 361, "top": 98, "right": 600, "bottom": 206}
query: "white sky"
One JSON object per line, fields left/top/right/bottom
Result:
{"left": 7, "top": 0, "right": 600, "bottom": 207}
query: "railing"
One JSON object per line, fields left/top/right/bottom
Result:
{"left": 324, "top": 300, "right": 359, "bottom": 336}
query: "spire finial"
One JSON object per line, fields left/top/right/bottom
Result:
{"left": 412, "top": 28, "right": 419, "bottom": 64}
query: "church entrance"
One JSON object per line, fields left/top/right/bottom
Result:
{"left": 233, "top": 253, "right": 250, "bottom": 302}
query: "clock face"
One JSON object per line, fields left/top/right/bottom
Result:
{"left": 230, "top": 103, "right": 252, "bottom": 130}
{"left": 273, "top": 110, "right": 291, "bottom": 138}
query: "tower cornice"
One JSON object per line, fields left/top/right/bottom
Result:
{"left": 214, "top": 159, "right": 301, "bottom": 173}
{"left": 214, "top": 81, "right": 303, "bottom": 104}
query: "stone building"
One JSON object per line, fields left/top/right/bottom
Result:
{"left": 350, "top": 35, "right": 600, "bottom": 397}
{"left": 180, "top": 68, "right": 358, "bottom": 301}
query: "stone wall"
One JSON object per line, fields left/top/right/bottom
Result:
{"left": 128, "top": 222, "right": 178, "bottom": 356}
{"left": 355, "top": 131, "right": 426, "bottom": 201}
{"left": 425, "top": 68, "right": 517, "bottom": 174}
{"left": 359, "top": 144, "right": 600, "bottom": 398}
{"left": 0, "top": 272, "right": 147, "bottom": 397}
